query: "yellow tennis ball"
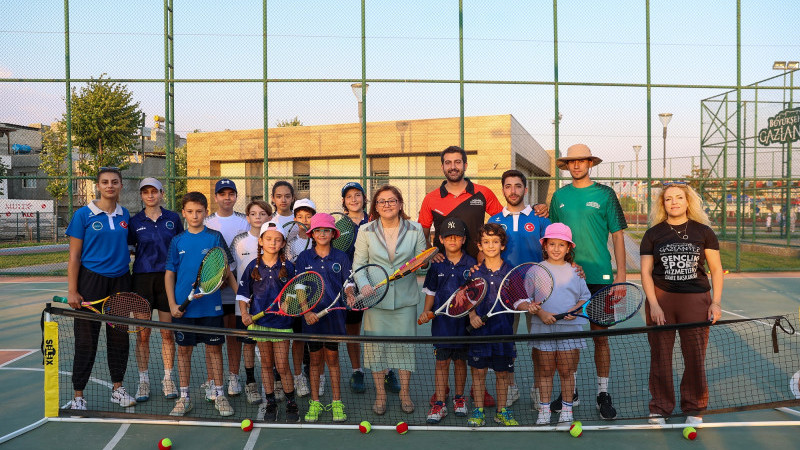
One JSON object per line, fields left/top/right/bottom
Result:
{"left": 359, "top": 420, "right": 372, "bottom": 433}
{"left": 241, "top": 418, "right": 253, "bottom": 432}
{"left": 158, "top": 438, "right": 172, "bottom": 450}
{"left": 683, "top": 426, "right": 697, "bottom": 440}
{"left": 396, "top": 421, "right": 409, "bottom": 434}
{"left": 569, "top": 421, "right": 583, "bottom": 437}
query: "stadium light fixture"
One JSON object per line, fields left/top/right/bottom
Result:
{"left": 658, "top": 113, "right": 672, "bottom": 178}
{"left": 773, "top": 61, "right": 787, "bottom": 70}
{"left": 351, "top": 83, "right": 369, "bottom": 123}
{"left": 632, "top": 145, "right": 642, "bottom": 179}
{"left": 787, "top": 61, "right": 800, "bottom": 70}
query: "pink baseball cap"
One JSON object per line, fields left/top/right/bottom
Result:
{"left": 306, "top": 213, "right": 340, "bottom": 239}
{"left": 540, "top": 223, "right": 576, "bottom": 248}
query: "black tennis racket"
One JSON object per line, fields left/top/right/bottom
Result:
{"left": 316, "top": 264, "right": 389, "bottom": 318}
{"left": 552, "top": 282, "right": 644, "bottom": 326}
{"left": 179, "top": 246, "right": 228, "bottom": 312}
{"left": 418, "top": 277, "right": 488, "bottom": 325}
{"left": 284, "top": 220, "right": 310, "bottom": 262}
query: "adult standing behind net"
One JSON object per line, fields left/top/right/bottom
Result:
{"left": 640, "top": 182, "right": 723, "bottom": 426}
{"left": 65, "top": 167, "right": 136, "bottom": 410}
{"left": 545, "top": 144, "right": 627, "bottom": 420}
{"left": 353, "top": 185, "right": 427, "bottom": 415}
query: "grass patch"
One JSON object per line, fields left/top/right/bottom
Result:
{"left": 719, "top": 247, "right": 800, "bottom": 271}
{"left": 0, "top": 251, "right": 69, "bottom": 270}
{"left": 0, "top": 241, "right": 64, "bottom": 249}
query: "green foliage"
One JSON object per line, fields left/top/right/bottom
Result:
{"left": 154, "top": 143, "right": 188, "bottom": 203}
{"left": 276, "top": 116, "right": 303, "bottom": 127}
{"left": 68, "top": 74, "right": 143, "bottom": 177}
{"left": 39, "top": 126, "right": 70, "bottom": 208}
{"left": 619, "top": 195, "right": 639, "bottom": 212}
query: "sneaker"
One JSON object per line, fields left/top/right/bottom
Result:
{"left": 228, "top": 373, "right": 242, "bottom": 396}
{"left": 597, "top": 392, "right": 617, "bottom": 420}
{"left": 685, "top": 415, "right": 703, "bottom": 425}
{"left": 648, "top": 414, "right": 666, "bottom": 425}
{"left": 215, "top": 395, "right": 234, "bottom": 417}
{"left": 263, "top": 400, "right": 278, "bottom": 422}
{"left": 506, "top": 384, "right": 520, "bottom": 407}
{"left": 70, "top": 396, "right": 87, "bottom": 410}
{"left": 170, "top": 397, "right": 193, "bottom": 416}
{"left": 551, "top": 389, "right": 580, "bottom": 412}
{"left": 294, "top": 374, "right": 310, "bottom": 397}
{"left": 495, "top": 407, "right": 519, "bottom": 426}
{"left": 162, "top": 378, "right": 178, "bottom": 399}
{"left": 427, "top": 402, "right": 448, "bottom": 424}
{"left": 201, "top": 381, "right": 216, "bottom": 402}
{"left": 531, "top": 387, "right": 541, "bottom": 410}
{"left": 385, "top": 370, "right": 401, "bottom": 393}
{"left": 245, "top": 382, "right": 262, "bottom": 405}
{"left": 286, "top": 400, "right": 300, "bottom": 423}
{"left": 467, "top": 407, "right": 485, "bottom": 427}
{"left": 330, "top": 400, "right": 347, "bottom": 422}
{"left": 558, "top": 409, "right": 573, "bottom": 423}
{"left": 430, "top": 386, "right": 451, "bottom": 406}
{"left": 350, "top": 371, "right": 366, "bottom": 393}
{"left": 135, "top": 381, "right": 150, "bottom": 402}
{"left": 305, "top": 400, "right": 323, "bottom": 423}
{"left": 536, "top": 404, "right": 551, "bottom": 425}
{"left": 470, "top": 388, "right": 496, "bottom": 408}
{"left": 319, "top": 374, "right": 326, "bottom": 397}
{"left": 453, "top": 395, "right": 468, "bottom": 417}
{"left": 111, "top": 386, "right": 136, "bottom": 407}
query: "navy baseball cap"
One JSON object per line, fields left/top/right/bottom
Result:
{"left": 440, "top": 217, "right": 467, "bottom": 238}
{"left": 341, "top": 181, "right": 365, "bottom": 197}
{"left": 215, "top": 179, "right": 237, "bottom": 194}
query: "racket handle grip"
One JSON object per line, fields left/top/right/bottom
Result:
{"left": 417, "top": 311, "right": 434, "bottom": 325}
{"left": 251, "top": 311, "right": 265, "bottom": 321}
{"left": 466, "top": 314, "right": 488, "bottom": 333}
{"left": 53, "top": 296, "right": 68, "bottom": 303}
{"left": 552, "top": 312, "right": 567, "bottom": 320}
{"left": 178, "top": 297, "right": 191, "bottom": 312}
{"left": 316, "top": 310, "right": 329, "bottom": 319}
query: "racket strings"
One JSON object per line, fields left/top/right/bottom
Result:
{"left": 103, "top": 293, "right": 151, "bottom": 332}
{"left": 284, "top": 222, "right": 310, "bottom": 261}
{"left": 448, "top": 279, "right": 487, "bottom": 316}
{"left": 500, "top": 263, "right": 554, "bottom": 309}
{"left": 200, "top": 248, "right": 226, "bottom": 293}
{"left": 590, "top": 286, "right": 641, "bottom": 324}
{"left": 332, "top": 213, "right": 356, "bottom": 252}
{"left": 349, "top": 267, "right": 389, "bottom": 310}
{"left": 280, "top": 273, "right": 323, "bottom": 316}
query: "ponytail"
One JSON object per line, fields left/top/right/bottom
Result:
{"left": 251, "top": 243, "right": 264, "bottom": 282}
{"left": 277, "top": 246, "right": 288, "bottom": 280}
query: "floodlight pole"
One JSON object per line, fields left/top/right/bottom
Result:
{"left": 658, "top": 113, "right": 672, "bottom": 179}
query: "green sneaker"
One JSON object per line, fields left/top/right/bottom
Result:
{"left": 304, "top": 400, "right": 323, "bottom": 423}
{"left": 329, "top": 400, "right": 347, "bottom": 423}
{"left": 467, "top": 407, "right": 485, "bottom": 427}
{"left": 495, "top": 407, "right": 519, "bottom": 426}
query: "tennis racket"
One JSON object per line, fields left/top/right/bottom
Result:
{"left": 53, "top": 293, "right": 151, "bottom": 333}
{"left": 179, "top": 246, "right": 228, "bottom": 312}
{"left": 552, "top": 282, "right": 644, "bottom": 326}
{"left": 331, "top": 212, "right": 357, "bottom": 252}
{"left": 284, "top": 220, "right": 310, "bottom": 262}
{"left": 467, "top": 262, "right": 554, "bottom": 332}
{"left": 315, "top": 264, "right": 390, "bottom": 319}
{"left": 250, "top": 271, "right": 325, "bottom": 321}
{"left": 376, "top": 246, "right": 438, "bottom": 289}
{"left": 418, "top": 277, "right": 488, "bottom": 325}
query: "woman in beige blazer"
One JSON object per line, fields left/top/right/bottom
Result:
{"left": 352, "top": 185, "right": 426, "bottom": 415}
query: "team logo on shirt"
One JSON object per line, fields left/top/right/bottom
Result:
{"left": 332, "top": 262, "right": 342, "bottom": 273}
{"left": 463, "top": 269, "right": 471, "bottom": 279}
{"left": 469, "top": 198, "right": 484, "bottom": 207}
{"left": 166, "top": 221, "right": 175, "bottom": 230}
{"left": 499, "top": 224, "right": 508, "bottom": 231}
{"left": 120, "top": 221, "right": 128, "bottom": 229}
{"left": 586, "top": 201, "right": 600, "bottom": 209}
{"left": 524, "top": 223, "right": 535, "bottom": 232}
{"left": 91, "top": 221, "right": 103, "bottom": 231}
{"left": 279, "top": 276, "right": 288, "bottom": 283}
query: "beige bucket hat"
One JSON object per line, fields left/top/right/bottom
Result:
{"left": 556, "top": 144, "right": 603, "bottom": 170}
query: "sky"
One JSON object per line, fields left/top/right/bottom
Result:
{"left": 1, "top": 0, "right": 798, "bottom": 178}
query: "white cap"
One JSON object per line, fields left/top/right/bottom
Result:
{"left": 293, "top": 198, "right": 316, "bottom": 213}
{"left": 259, "top": 220, "right": 287, "bottom": 239}
{"left": 139, "top": 177, "right": 163, "bottom": 191}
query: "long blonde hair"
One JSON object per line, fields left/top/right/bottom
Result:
{"left": 649, "top": 183, "right": 710, "bottom": 226}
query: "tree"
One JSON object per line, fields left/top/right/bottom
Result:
{"left": 39, "top": 126, "right": 70, "bottom": 212}
{"left": 276, "top": 116, "right": 303, "bottom": 127}
{"left": 69, "top": 74, "right": 143, "bottom": 177}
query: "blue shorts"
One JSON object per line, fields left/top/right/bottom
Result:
{"left": 468, "top": 355, "right": 515, "bottom": 373}
{"left": 173, "top": 315, "right": 225, "bottom": 347}
{"left": 434, "top": 347, "right": 468, "bottom": 362}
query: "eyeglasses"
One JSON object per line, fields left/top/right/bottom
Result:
{"left": 312, "top": 228, "right": 334, "bottom": 235}
{"left": 376, "top": 198, "right": 399, "bottom": 207}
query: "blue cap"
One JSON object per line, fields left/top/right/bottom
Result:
{"left": 341, "top": 181, "right": 365, "bottom": 197}
{"left": 215, "top": 179, "right": 237, "bottom": 194}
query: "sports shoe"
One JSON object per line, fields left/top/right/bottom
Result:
{"left": 427, "top": 401, "right": 448, "bottom": 424}
{"left": 453, "top": 395, "right": 468, "bottom": 417}
{"left": 294, "top": 374, "right": 310, "bottom": 397}
{"left": 385, "top": 370, "right": 401, "bottom": 393}
{"left": 305, "top": 399, "right": 323, "bottom": 423}
{"left": 495, "top": 407, "right": 519, "bottom": 426}
{"left": 135, "top": 381, "right": 150, "bottom": 402}
{"left": 530, "top": 386, "right": 541, "bottom": 410}
{"left": 245, "top": 382, "right": 262, "bottom": 405}
{"left": 228, "top": 373, "right": 242, "bottom": 396}
{"left": 263, "top": 400, "right": 278, "bottom": 422}
{"left": 470, "top": 388, "right": 496, "bottom": 408}
{"left": 330, "top": 400, "right": 347, "bottom": 422}
{"left": 169, "top": 397, "right": 193, "bottom": 416}
{"left": 550, "top": 389, "right": 580, "bottom": 412}
{"left": 162, "top": 378, "right": 178, "bottom": 399}
{"left": 319, "top": 374, "right": 326, "bottom": 397}
{"left": 536, "top": 404, "right": 551, "bottom": 425}
{"left": 685, "top": 415, "right": 703, "bottom": 425}
{"left": 286, "top": 400, "right": 300, "bottom": 423}
{"left": 648, "top": 414, "right": 666, "bottom": 425}
{"left": 597, "top": 392, "right": 617, "bottom": 420}
{"left": 215, "top": 395, "right": 234, "bottom": 417}
{"left": 558, "top": 409, "right": 573, "bottom": 423}
{"left": 506, "top": 384, "right": 520, "bottom": 407}
{"left": 111, "top": 386, "right": 136, "bottom": 407}
{"left": 201, "top": 381, "right": 216, "bottom": 402}
{"left": 467, "top": 407, "right": 485, "bottom": 427}
{"left": 70, "top": 396, "right": 87, "bottom": 410}
{"left": 430, "top": 386, "right": 450, "bottom": 406}
{"left": 350, "top": 371, "right": 366, "bottom": 393}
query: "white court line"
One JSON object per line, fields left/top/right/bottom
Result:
{"left": 243, "top": 427, "right": 261, "bottom": 450}
{"left": 0, "top": 350, "right": 36, "bottom": 368}
{"left": 0, "top": 281, "right": 66, "bottom": 284}
{"left": 0, "top": 418, "right": 48, "bottom": 445}
{"left": 10, "top": 288, "right": 67, "bottom": 293}
{"left": 102, "top": 423, "right": 130, "bottom": 450}
{"left": 0, "top": 366, "right": 114, "bottom": 389}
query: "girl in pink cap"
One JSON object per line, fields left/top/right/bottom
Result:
{"left": 530, "top": 223, "right": 591, "bottom": 425}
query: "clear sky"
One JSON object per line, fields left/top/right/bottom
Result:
{"left": 1, "top": 0, "right": 798, "bottom": 177}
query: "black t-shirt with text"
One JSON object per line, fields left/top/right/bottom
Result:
{"left": 640, "top": 220, "right": 719, "bottom": 293}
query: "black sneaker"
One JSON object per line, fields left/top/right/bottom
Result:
{"left": 286, "top": 400, "right": 300, "bottom": 423}
{"left": 597, "top": 392, "right": 617, "bottom": 420}
{"left": 550, "top": 389, "right": 579, "bottom": 413}
{"left": 264, "top": 400, "right": 278, "bottom": 422}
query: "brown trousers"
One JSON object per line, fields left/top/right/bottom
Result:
{"left": 645, "top": 287, "right": 711, "bottom": 416}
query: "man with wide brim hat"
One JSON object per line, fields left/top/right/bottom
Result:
{"left": 556, "top": 144, "right": 603, "bottom": 170}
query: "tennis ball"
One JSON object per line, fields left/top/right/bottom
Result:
{"left": 359, "top": 420, "right": 372, "bottom": 433}
{"left": 569, "top": 421, "right": 583, "bottom": 437}
{"left": 396, "top": 421, "right": 409, "bottom": 434}
{"left": 683, "top": 426, "right": 697, "bottom": 440}
{"left": 158, "top": 438, "right": 172, "bottom": 450}
{"left": 241, "top": 418, "right": 253, "bottom": 432}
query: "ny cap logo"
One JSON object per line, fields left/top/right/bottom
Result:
{"left": 447, "top": 221, "right": 455, "bottom": 228}
{"left": 220, "top": 180, "right": 231, "bottom": 184}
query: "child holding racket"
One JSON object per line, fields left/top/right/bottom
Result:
{"left": 530, "top": 223, "right": 591, "bottom": 425}
{"left": 237, "top": 220, "right": 300, "bottom": 422}
{"left": 165, "top": 192, "right": 238, "bottom": 417}
{"left": 419, "top": 217, "right": 476, "bottom": 423}
{"left": 296, "top": 213, "right": 351, "bottom": 423}
{"left": 289, "top": 198, "right": 317, "bottom": 397}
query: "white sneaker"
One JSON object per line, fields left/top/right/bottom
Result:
{"left": 215, "top": 395, "right": 235, "bottom": 417}
{"left": 685, "top": 415, "right": 703, "bottom": 425}
{"left": 319, "top": 374, "right": 326, "bottom": 397}
{"left": 530, "top": 387, "right": 541, "bottom": 410}
{"left": 275, "top": 379, "right": 285, "bottom": 401}
{"left": 648, "top": 414, "right": 666, "bottom": 425}
{"left": 228, "top": 373, "right": 242, "bottom": 396}
{"left": 245, "top": 382, "right": 262, "bottom": 405}
{"left": 294, "top": 374, "right": 310, "bottom": 397}
{"left": 162, "top": 378, "right": 178, "bottom": 399}
{"left": 70, "top": 396, "right": 87, "bottom": 410}
{"left": 558, "top": 409, "right": 573, "bottom": 423}
{"left": 201, "top": 381, "right": 216, "bottom": 402}
{"left": 111, "top": 386, "right": 136, "bottom": 407}
{"left": 170, "top": 397, "right": 193, "bottom": 416}
{"left": 536, "top": 405, "right": 551, "bottom": 425}
{"left": 136, "top": 381, "right": 150, "bottom": 402}
{"left": 506, "top": 384, "right": 520, "bottom": 406}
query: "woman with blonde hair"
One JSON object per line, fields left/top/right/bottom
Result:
{"left": 640, "top": 182, "right": 723, "bottom": 426}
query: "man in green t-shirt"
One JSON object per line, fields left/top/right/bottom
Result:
{"left": 548, "top": 143, "right": 627, "bottom": 420}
